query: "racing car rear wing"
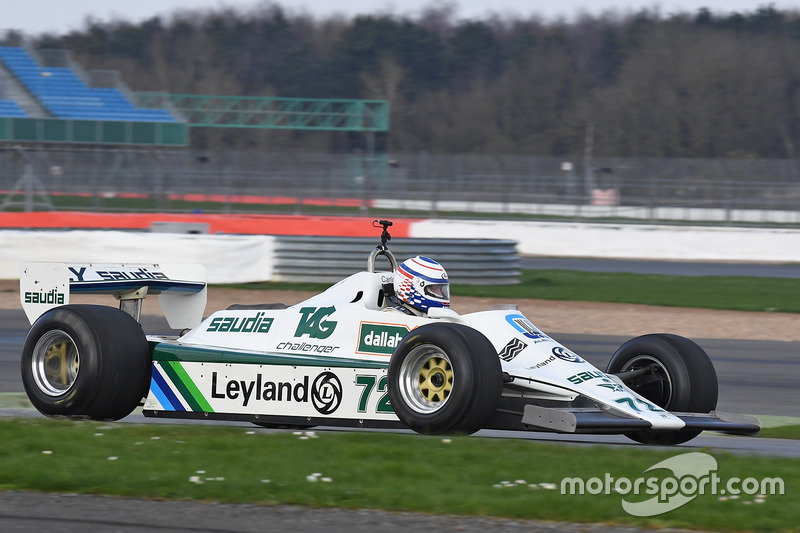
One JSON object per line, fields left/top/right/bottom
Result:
{"left": 20, "top": 262, "right": 207, "bottom": 329}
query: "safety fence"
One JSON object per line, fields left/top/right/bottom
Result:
{"left": 1, "top": 146, "right": 800, "bottom": 225}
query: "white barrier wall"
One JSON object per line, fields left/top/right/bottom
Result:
{"left": 2, "top": 222, "right": 799, "bottom": 283}
{"left": 0, "top": 231, "right": 276, "bottom": 283}
{"left": 410, "top": 220, "right": 800, "bottom": 262}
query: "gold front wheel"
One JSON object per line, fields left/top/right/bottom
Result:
{"left": 388, "top": 323, "right": 503, "bottom": 435}
{"left": 398, "top": 345, "right": 454, "bottom": 414}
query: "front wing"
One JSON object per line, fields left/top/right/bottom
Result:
{"left": 481, "top": 399, "right": 760, "bottom": 436}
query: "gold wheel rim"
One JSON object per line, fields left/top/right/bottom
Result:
{"left": 32, "top": 330, "right": 80, "bottom": 396}
{"left": 417, "top": 356, "right": 453, "bottom": 403}
{"left": 399, "top": 345, "right": 455, "bottom": 414}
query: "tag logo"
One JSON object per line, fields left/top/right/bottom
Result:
{"left": 295, "top": 306, "right": 337, "bottom": 339}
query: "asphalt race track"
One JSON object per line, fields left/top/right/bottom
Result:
{"left": 0, "top": 490, "right": 665, "bottom": 533}
{"left": 3, "top": 300, "right": 799, "bottom": 531}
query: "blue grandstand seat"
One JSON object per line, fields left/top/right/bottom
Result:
{"left": 0, "top": 46, "right": 175, "bottom": 122}
{"left": 0, "top": 98, "right": 27, "bottom": 117}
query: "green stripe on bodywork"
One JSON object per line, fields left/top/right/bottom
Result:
{"left": 159, "top": 361, "right": 214, "bottom": 413}
{"left": 152, "top": 342, "right": 389, "bottom": 369}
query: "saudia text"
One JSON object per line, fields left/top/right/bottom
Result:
{"left": 207, "top": 313, "right": 273, "bottom": 333}
{"left": 68, "top": 266, "right": 169, "bottom": 282}
{"left": 24, "top": 289, "right": 65, "bottom": 305}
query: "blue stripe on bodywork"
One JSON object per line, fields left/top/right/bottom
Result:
{"left": 150, "top": 365, "right": 186, "bottom": 411}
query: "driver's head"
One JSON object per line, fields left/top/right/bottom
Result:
{"left": 394, "top": 256, "right": 450, "bottom": 311}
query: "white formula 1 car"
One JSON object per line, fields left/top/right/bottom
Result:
{"left": 19, "top": 221, "right": 760, "bottom": 445}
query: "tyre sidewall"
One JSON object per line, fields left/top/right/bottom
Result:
{"left": 388, "top": 323, "right": 501, "bottom": 435}
{"left": 607, "top": 333, "right": 718, "bottom": 444}
{"left": 81, "top": 306, "right": 151, "bottom": 420}
{"left": 21, "top": 305, "right": 151, "bottom": 420}
{"left": 447, "top": 325, "right": 503, "bottom": 434}
{"left": 607, "top": 334, "right": 717, "bottom": 413}
{"left": 21, "top": 306, "right": 104, "bottom": 417}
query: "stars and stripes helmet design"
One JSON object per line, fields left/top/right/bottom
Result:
{"left": 394, "top": 256, "right": 450, "bottom": 311}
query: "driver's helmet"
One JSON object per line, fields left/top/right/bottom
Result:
{"left": 394, "top": 256, "right": 450, "bottom": 311}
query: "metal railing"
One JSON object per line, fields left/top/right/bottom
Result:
{"left": 136, "top": 93, "right": 390, "bottom": 131}
{"left": 2, "top": 146, "right": 800, "bottom": 225}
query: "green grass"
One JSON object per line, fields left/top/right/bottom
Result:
{"left": 221, "top": 269, "right": 800, "bottom": 313}
{"left": 760, "top": 425, "right": 800, "bottom": 440}
{"left": 465, "top": 270, "right": 800, "bottom": 312}
{"left": 0, "top": 418, "right": 794, "bottom": 531}
{"left": 37, "top": 195, "right": 369, "bottom": 215}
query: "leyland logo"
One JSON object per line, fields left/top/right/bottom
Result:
{"left": 357, "top": 322, "right": 410, "bottom": 355}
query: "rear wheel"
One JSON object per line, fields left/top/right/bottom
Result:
{"left": 607, "top": 334, "right": 718, "bottom": 445}
{"left": 21, "top": 305, "right": 152, "bottom": 421}
{"left": 388, "top": 323, "right": 502, "bottom": 435}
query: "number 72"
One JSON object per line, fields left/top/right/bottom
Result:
{"left": 355, "top": 375, "right": 393, "bottom": 413}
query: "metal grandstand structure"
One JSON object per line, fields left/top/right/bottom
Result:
{"left": 0, "top": 35, "right": 394, "bottom": 211}
{"left": 136, "top": 93, "right": 390, "bottom": 132}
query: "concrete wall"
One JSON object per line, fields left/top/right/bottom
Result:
{"left": 411, "top": 220, "right": 800, "bottom": 262}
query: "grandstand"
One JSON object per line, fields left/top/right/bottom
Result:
{"left": 0, "top": 98, "right": 26, "bottom": 117}
{"left": 0, "top": 45, "right": 186, "bottom": 145}
{"left": 0, "top": 46, "right": 174, "bottom": 121}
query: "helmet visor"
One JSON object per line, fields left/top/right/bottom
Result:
{"left": 424, "top": 282, "right": 450, "bottom": 301}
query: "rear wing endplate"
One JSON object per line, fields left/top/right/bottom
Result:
{"left": 20, "top": 262, "right": 207, "bottom": 329}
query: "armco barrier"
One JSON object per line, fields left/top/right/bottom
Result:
{"left": 272, "top": 236, "right": 520, "bottom": 284}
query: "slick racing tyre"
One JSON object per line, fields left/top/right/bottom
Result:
{"left": 388, "top": 323, "right": 503, "bottom": 435}
{"left": 21, "top": 305, "right": 152, "bottom": 421}
{"left": 607, "top": 333, "right": 718, "bottom": 445}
